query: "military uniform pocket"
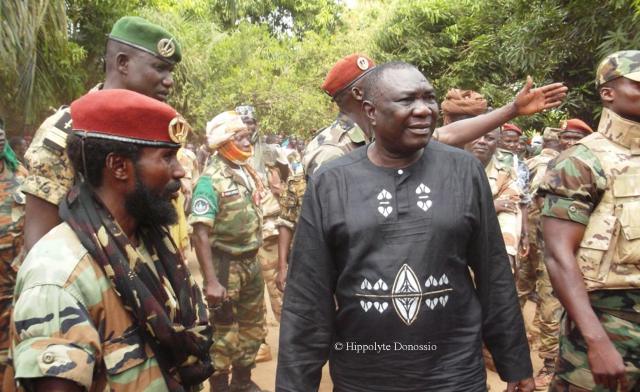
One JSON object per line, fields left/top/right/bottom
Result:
{"left": 616, "top": 200, "right": 640, "bottom": 263}
{"left": 577, "top": 212, "right": 616, "bottom": 283}
{"left": 103, "top": 327, "right": 150, "bottom": 376}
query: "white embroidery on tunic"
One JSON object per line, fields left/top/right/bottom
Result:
{"left": 415, "top": 183, "right": 432, "bottom": 212}
{"left": 377, "top": 189, "right": 393, "bottom": 217}
{"left": 356, "top": 266, "right": 453, "bottom": 325}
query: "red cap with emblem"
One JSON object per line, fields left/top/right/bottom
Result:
{"left": 70, "top": 89, "right": 189, "bottom": 147}
{"left": 321, "top": 53, "right": 376, "bottom": 98}
{"left": 561, "top": 118, "right": 593, "bottom": 135}
{"left": 502, "top": 123, "right": 523, "bottom": 135}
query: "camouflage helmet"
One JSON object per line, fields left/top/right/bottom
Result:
{"left": 596, "top": 50, "right": 640, "bottom": 87}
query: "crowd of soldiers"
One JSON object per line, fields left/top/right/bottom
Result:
{"left": 0, "top": 13, "right": 638, "bottom": 392}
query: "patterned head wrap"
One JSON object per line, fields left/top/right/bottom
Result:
{"left": 235, "top": 105, "right": 257, "bottom": 121}
{"left": 441, "top": 89, "right": 488, "bottom": 125}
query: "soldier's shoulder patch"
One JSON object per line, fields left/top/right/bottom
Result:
{"left": 192, "top": 197, "right": 211, "bottom": 215}
{"left": 43, "top": 107, "right": 72, "bottom": 153}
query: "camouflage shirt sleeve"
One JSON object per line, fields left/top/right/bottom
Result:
{"left": 304, "top": 145, "right": 345, "bottom": 176}
{"left": 276, "top": 175, "right": 306, "bottom": 230}
{"left": 538, "top": 145, "right": 607, "bottom": 225}
{"left": 22, "top": 108, "right": 75, "bottom": 205}
{"left": 188, "top": 175, "right": 219, "bottom": 228}
{"left": 12, "top": 276, "right": 98, "bottom": 389}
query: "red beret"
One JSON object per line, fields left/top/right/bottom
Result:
{"left": 322, "top": 54, "right": 376, "bottom": 98}
{"left": 70, "top": 89, "right": 189, "bottom": 147}
{"left": 502, "top": 123, "right": 522, "bottom": 135}
{"left": 562, "top": 118, "right": 593, "bottom": 135}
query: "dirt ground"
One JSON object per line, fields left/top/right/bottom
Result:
{"left": 188, "top": 254, "right": 543, "bottom": 392}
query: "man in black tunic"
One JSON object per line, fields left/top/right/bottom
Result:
{"left": 276, "top": 62, "right": 534, "bottom": 392}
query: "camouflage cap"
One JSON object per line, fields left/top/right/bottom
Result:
{"left": 542, "top": 127, "right": 561, "bottom": 141}
{"left": 595, "top": 50, "right": 640, "bottom": 86}
{"left": 109, "top": 16, "right": 181, "bottom": 64}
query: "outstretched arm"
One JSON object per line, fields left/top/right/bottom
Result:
{"left": 436, "top": 77, "right": 567, "bottom": 147}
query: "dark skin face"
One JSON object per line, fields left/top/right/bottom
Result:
{"left": 517, "top": 138, "right": 528, "bottom": 157}
{"left": 465, "top": 128, "right": 499, "bottom": 167}
{"left": 119, "top": 51, "right": 175, "bottom": 102}
{"left": 559, "top": 130, "right": 587, "bottom": 151}
{"left": 131, "top": 147, "right": 184, "bottom": 201}
{"left": 232, "top": 129, "right": 253, "bottom": 152}
{"left": 364, "top": 67, "right": 439, "bottom": 167}
{"left": 498, "top": 130, "right": 520, "bottom": 153}
{"left": 243, "top": 118, "right": 257, "bottom": 136}
{"left": 600, "top": 77, "right": 640, "bottom": 123}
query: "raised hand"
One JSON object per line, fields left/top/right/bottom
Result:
{"left": 513, "top": 76, "right": 568, "bottom": 115}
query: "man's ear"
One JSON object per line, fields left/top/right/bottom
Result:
{"left": 599, "top": 86, "right": 614, "bottom": 105}
{"left": 116, "top": 52, "right": 130, "bottom": 76}
{"left": 105, "top": 153, "right": 133, "bottom": 181}
{"left": 363, "top": 100, "right": 376, "bottom": 127}
{"left": 351, "top": 86, "right": 364, "bottom": 101}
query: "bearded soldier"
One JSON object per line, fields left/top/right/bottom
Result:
{"left": 10, "top": 89, "right": 212, "bottom": 391}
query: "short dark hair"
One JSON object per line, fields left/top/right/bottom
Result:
{"left": 67, "top": 133, "right": 140, "bottom": 188}
{"left": 362, "top": 62, "right": 421, "bottom": 103}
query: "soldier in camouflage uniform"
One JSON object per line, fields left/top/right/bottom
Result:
{"left": 22, "top": 16, "right": 181, "bottom": 251}
{"left": 190, "top": 111, "right": 265, "bottom": 392}
{"left": 237, "top": 106, "right": 284, "bottom": 363}
{"left": 539, "top": 50, "right": 640, "bottom": 391}
{"left": 520, "top": 127, "right": 563, "bottom": 389}
{"left": 466, "top": 128, "right": 522, "bottom": 268}
{"left": 0, "top": 126, "right": 27, "bottom": 387}
{"left": 10, "top": 90, "right": 212, "bottom": 391}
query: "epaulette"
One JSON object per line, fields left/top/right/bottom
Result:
{"left": 43, "top": 106, "right": 72, "bottom": 154}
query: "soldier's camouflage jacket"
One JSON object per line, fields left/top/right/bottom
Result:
{"left": 276, "top": 174, "right": 306, "bottom": 230}
{"left": 539, "top": 108, "right": 640, "bottom": 290}
{"left": 23, "top": 85, "right": 101, "bottom": 205}
{"left": 0, "top": 163, "right": 26, "bottom": 369}
{"left": 486, "top": 155, "right": 522, "bottom": 257}
{"left": 526, "top": 148, "right": 560, "bottom": 221}
{"left": 10, "top": 223, "right": 169, "bottom": 391}
{"left": 189, "top": 153, "right": 262, "bottom": 255}
{"left": 302, "top": 113, "right": 367, "bottom": 176}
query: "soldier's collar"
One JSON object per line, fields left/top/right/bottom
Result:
{"left": 598, "top": 108, "right": 640, "bottom": 153}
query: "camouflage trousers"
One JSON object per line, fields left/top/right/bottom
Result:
{"left": 551, "top": 290, "right": 640, "bottom": 391}
{"left": 516, "top": 231, "right": 542, "bottom": 309}
{"left": 257, "top": 236, "right": 282, "bottom": 323}
{"left": 534, "top": 262, "right": 562, "bottom": 360}
{"left": 0, "top": 251, "right": 17, "bottom": 387}
{"left": 211, "top": 253, "right": 266, "bottom": 375}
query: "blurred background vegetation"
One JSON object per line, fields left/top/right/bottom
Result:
{"left": 1, "top": 0, "right": 639, "bottom": 138}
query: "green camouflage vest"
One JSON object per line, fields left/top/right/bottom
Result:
{"left": 205, "top": 155, "right": 262, "bottom": 254}
{"left": 576, "top": 108, "right": 640, "bottom": 290}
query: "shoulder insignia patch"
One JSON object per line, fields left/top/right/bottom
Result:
{"left": 192, "top": 197, "right": 211, "bottom": 215}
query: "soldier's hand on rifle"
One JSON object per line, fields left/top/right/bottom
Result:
{"left": 205, "top": 279, "right": 227, "bottom": 306}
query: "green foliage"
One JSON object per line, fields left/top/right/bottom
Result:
{"left": 0, "top": 0, "right": 142, "bottom": 134}
{"left": 139, "top": 0, "right": 377, "bottom": 138}
{"left": 208, "top": 0, "right": 344, "bottom": 36}
{"left": 373, "top": 0, "right": 640, "bottom": 131}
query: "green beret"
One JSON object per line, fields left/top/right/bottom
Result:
{"left": 109, "top": 16, "right": 181, "bottom": 64}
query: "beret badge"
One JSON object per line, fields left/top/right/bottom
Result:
{"left": 157, "top": 38, "right": 176, "bottom": 58}
{"left": 169, "top": 115, "right": 190, "bottom": 144}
